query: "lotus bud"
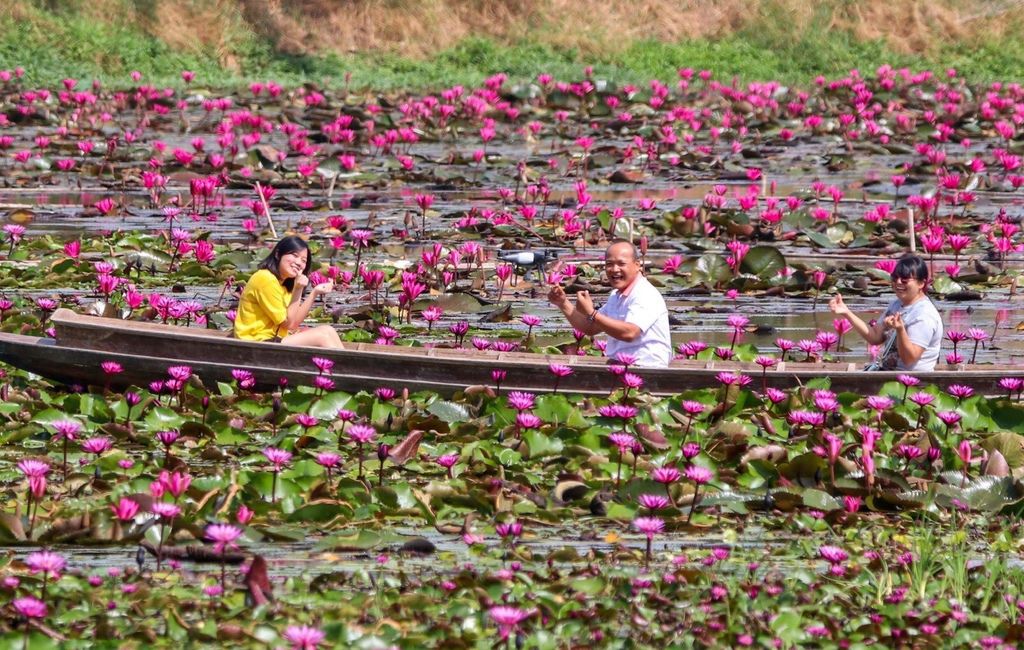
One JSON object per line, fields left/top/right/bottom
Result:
{"left": 983, "top": 450, "right": 1010, "bottom": 477}
{"left": 377, "top": 443, "right": 391, "bottom": 462}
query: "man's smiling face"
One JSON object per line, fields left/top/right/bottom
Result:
{"left": 604, "top": 242, "right": 641, "bottom": 291}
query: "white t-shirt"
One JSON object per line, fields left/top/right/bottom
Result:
{"left": 879, "top": 297, "right": 943, "bottom": 371}
{"left": 598, "top": 275, "right": 672, "bottom": 367}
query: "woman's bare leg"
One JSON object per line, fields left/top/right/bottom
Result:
{"left": 282, "top": 325, "right": 344, "bottom": 348}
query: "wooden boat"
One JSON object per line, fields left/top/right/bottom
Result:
{"left": 0, "top": 308, "right": 1018, "bottom": 396}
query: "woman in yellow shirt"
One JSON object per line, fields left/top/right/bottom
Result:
{"left": 234, "top": 236, "right": 344, "bottom": 348}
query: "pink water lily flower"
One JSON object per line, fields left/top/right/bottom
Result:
{"left": 283, "top": 625, "right": 326, "bottom": 650}
{"left": 488, "top": 606, "right": 530, "bottom": 641}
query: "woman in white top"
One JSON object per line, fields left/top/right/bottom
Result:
{"left": 829, "top": 254, "right": 943, "bottom": 371}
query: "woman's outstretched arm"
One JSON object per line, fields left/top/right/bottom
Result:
{"left": 829, "top": 293, "right": 887, "bottom": 346}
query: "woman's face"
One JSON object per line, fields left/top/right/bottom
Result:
{"left": 278, "top": 248, "right": 308, "bottom": 279}
{"left": 891, "top": 272, "right": 925, "bottom": 305}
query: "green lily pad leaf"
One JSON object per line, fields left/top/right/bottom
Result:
{"left": 62, "top": 394, "right": 112, "bottom": 420}
{"left": 309, "top": 392, "right": 354, "bottom": 419}
{"left": 875, "top": 468, "right": 912, "bottom": 492}
{"left": 496, "top": 448, "right": 522, "bottom": 466}
{"left": 570, "top": 577, "right": 607, "bottom": 596}
{"left": 802, "top": 488, "right": 840, "bottom": 511}
{"left": 604, "top": 502, "right": 636, "bottom": 520}
{"left": 212, "top": 251, "right": 256, "bottom": 271}
{"left": 177, "top": 261, "right": 216, "bottom": 278}
{"left": 778, "top": 453, "right": 825, "bottom": 485}
{"left": 216, "top": 427, "right": 248, "bottom": 445}
{"left": 30, "top": 408, "right": 71, "bottom": 428}
{"left": 286, "top": 503, "right": 351, "bottom": 523}
{"left": 533, "top": 395, "right": 589, "bottom": 428}
{"left": 979, "top": 431, "right": 1024, "bottom": 468}
{"left": 739, "top": 460, "right": 779, "bottom": 490}
{"left": 739, "top": 246, "right": 786, "bottom": 279}
{"left": 235, "top": 400, "right": 271, "bottom": 418}
{"left": 930, "top": 275, "right": 966, "bottom": 296}
{"left": 825, "top": 223, "right": 852, "bottom": 244}
{"left": 124, "top": 250, "right": 172, "bottom": 272}
{"left": 680, "top": 237, "right": 721, "bottom": 252}
{"left": 427, "top": 400, "right": 470, "bottom": 424}
{"left": 260, "top": 525, "right": 308, "bottom": 542}
{"left": 180, "top": 421, "right": 214, "bottom": 439}
{"left": 990, "top": 403, "right": 1024, "bottom": 434}
{"left": 691, "top": 253, "right": 731, "bottom": 284}
{"left": 431, "top": 293, "right": 485, "bottom": 313}
{"left": 522, "top": 430, "right": 564, "bottom": 458}
{"left": 866, "top": 267, "right": 894, "bottom": 282}
{"left": 142, "top": 406, "right": 186, "bottom": 431}
{"left": 772, "top": 610, "right": 806, "bottom": 645}
{"left": 962, "top": 476, "right": 1024, "bottom": 512}
{"left": 804, "top": 230, "right": 837, "bottom": 249}
{"left": 244, "top": 472, "right": 303, "bottom": 501}
{"left": 371, "top": 401, "right": 398, "bottom": 424}
{"left": 315, "top": 529, "right": 403, "bottom": 551}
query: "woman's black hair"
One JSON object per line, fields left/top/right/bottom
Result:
{"left": 891, "top": 254, "right": 930, "bottom": 283}
{"left": 258, "top": 236, "right": 312, "bottom": 291}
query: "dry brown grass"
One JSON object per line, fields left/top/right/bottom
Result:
{"left": 8, "top": 0, "right": 1024, "bottom": 59}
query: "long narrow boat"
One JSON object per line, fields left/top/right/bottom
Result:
{"left": 0, "top": 309, "right": 1018, "bottom": 396}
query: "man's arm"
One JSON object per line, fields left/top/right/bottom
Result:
{"left": 548, "top": 286, "right": 642, "bottom": 341}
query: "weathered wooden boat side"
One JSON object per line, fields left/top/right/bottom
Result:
{"left": 0, "top": 309, "right": 1017, "bottom": 395}
{"left": 0, "top": 329, "right": 522, "bottom": 395}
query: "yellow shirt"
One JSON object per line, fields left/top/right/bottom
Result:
{"left": 234, "top": 269, "right": 291, "bottom": 341}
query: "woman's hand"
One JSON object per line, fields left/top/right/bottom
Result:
{"left": 883, "top": 312, "right": 904, "bottom": 331}
{"left": 294, "top": 274, "right": 310, "bottom": 290}
{"left": 828, "top": 293, "right": 850, "bottom": 316}
{"left": 311, "top": 281, "right": 334, "bottom": 297}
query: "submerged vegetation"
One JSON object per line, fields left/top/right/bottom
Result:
{"left": 2, "top": 4, "right": 1024, "bottom": 645}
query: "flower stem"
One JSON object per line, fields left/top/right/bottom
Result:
{"left": 687, "top": 485, "right": 701, "bottom": 524}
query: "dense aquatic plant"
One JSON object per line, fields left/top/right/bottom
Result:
{"left": 1, "top": 63, "right": 1024, "bottom": 647}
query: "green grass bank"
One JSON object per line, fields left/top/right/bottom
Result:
{"left": 2, "top": 1, "right": 1024, "bottom": 89}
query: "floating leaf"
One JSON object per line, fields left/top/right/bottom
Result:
{"left": 388, "top": 430, "right": 424, "bottom": 466}
{"left": 739, "top": 246, "right": 786, "bottom": 279}
{"left": 802, "top": 488, "right": 840, "bottom": 511}
{"left": 979, "top": 431, "right": 1024, "bottom": 468}
{"left": 426, "top": 401, "right": 470, "bottom": 424}
{"left": 522, "top": 430, "right": 564, "bottom": 459}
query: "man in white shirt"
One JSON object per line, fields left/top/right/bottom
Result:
{"left": 547, "top": 240, "right": 672, "bottom": 367}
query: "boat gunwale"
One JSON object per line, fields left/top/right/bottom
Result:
{"left": 46, "top": 309, "right": 1023, "bottom": 379}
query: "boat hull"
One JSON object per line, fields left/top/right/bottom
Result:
{"left": 0, "top": 310, "right": 1017, "bottom": 396}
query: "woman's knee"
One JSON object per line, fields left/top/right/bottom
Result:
{"left": 314, "top": 325, "right": 342, "bottom": 346}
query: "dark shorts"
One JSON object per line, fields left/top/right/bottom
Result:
{"left": 229, "top": 330, "right": 282, "bottom": 343}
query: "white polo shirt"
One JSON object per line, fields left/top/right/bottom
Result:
{"left": 598, "top": 275, "right": 672, "bottom": 367}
